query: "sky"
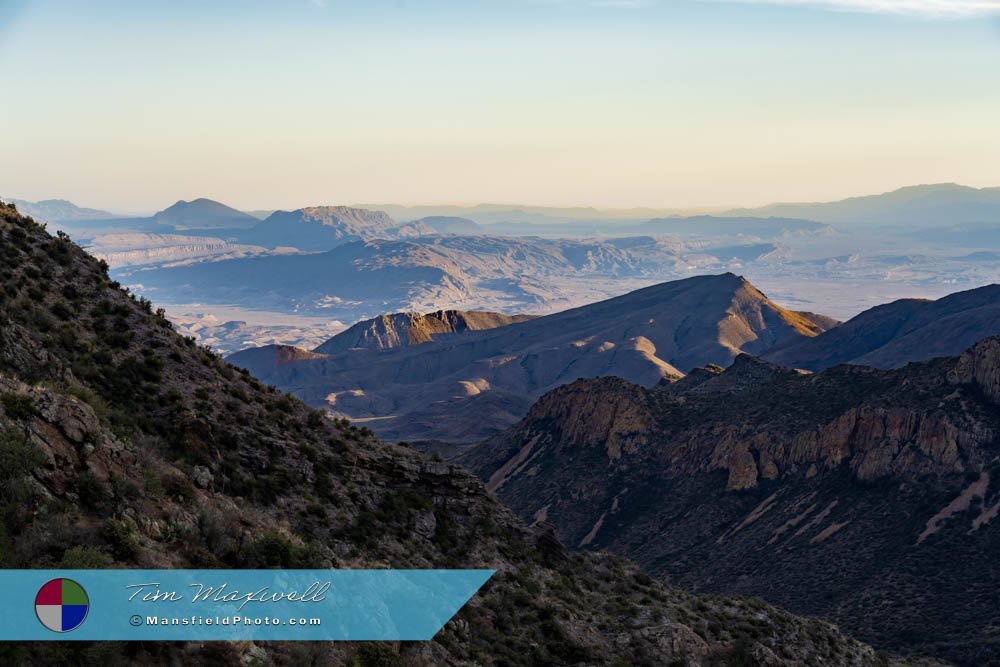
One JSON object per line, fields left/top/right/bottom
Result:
{"left": 1, "top": 0, "right": 998, "bottom": 213}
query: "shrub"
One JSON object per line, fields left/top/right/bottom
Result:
{"left": 59, "top": 546, "right": 112, "bottom": 569}
{"left": 347, "top": 644, "right": 401, "bottom": 667}
{"left": 0, "top": 428, "right": 44, "bottom": 561}
{"left": 0, "top": 394, "right": 38, "bottom": 421}
{"left": 76, "top": 471, "right": 112, "bottom": 509}
{"left": 101, "top": 519, "right": 140, "bottom": 561}
{"left": 244, "top": 530, "right": 323, "bottom": 569}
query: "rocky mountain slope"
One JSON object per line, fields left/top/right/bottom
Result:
{"left": 227, "top": 274, "right": 834, "bottom": 443}
{"left": 0, "top": 202, "right": 917, "bottom": 666}
{"left": 460, "top": 343, "right": 1000, "bottom": 665}
{"left": 765, "top": 284, "right": 1000, "bottom": 370}
{"left": 314, "top": 310, "right": 535, "bottom": 355}
{"left": 236, "top": 206, "right": 427, "bottom": 251}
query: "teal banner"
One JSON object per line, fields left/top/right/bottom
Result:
{"left": 1, "top": 569, "right": 493, "bottom": 640}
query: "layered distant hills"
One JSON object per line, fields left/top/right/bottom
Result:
{"left": 152, "top": 198, "right": 260, "bottom": 229}
{"left": 234, "top": 205, "right": 430, "bottom": 250}
{"left": 8, "top": 197, "right": 117, "bottom": 222}
{"left": 118, "top": 233, "right": 789, "bottom": 322}
{"left": 19, "top": 184, "right": 1000, "bottom": 337}
{"left": 726, "top": 183, "right": 1000, "bottom": 226}
{"left": 228, "top": 274, "right": 836, "bottom": 442}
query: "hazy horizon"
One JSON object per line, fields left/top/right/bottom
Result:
{"left": 8, "top": 181, "right": 998, "bottom": 220}
{"left": 3, "top": 0, "right": 999, "bottom": 212}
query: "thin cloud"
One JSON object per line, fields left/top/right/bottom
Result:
{"left": 730, "top": 0, "right": 1000, "bottom": 17}
{"left": 556, "top": 0, "right": 1000, "bottom": 15}
{"left": 549, "top": 0, "right": 657, "bottom": 7}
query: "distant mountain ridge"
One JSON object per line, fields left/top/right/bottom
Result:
{"left": 152, "top": 198, "right": 259, "bottom": 229}
{"left": 8, "top": 198, "right": 118, "bottom": 222}
{"left": 410, "top": 216, "right": 484, "bottom": 234}
{"left": 314, "top": 309, "right": 536, "bottom": 355}
{"left": 357, "top": 202, "right": 712, "bottom": 224}
{"left": 227, "top": 274, "right": 835, "bottom": 442}
{"left": 112, "top": 232, "right": 789, "bottom": 322}
{"left": 239, "top": 205, "right": 405, "bottom": 250}
{"left": 765, "top": 283, "right": 1000, "bottom": 370}
{"left": 639, "top": 215, "right": 831, "bottom": 238}
{"left": 726, "top": 183, "right": 1000, "bottom": 226}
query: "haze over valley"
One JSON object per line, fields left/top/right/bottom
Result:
{"left": 16, "top": 183, "right": 1000, "bottom": 356}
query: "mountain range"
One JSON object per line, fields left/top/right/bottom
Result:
{"left": 0, "top": 199, "right": 912, "bottom": 665}
{"left": 16, "top": 183, "right": 1000, "bottom": 233}
{"left": 232, "top": 205, "right": 430, "bottom": 250}
{"left": 117, "top": 233, "right": 788, "bottom": 322}
{"left": 726, "top": 183, "right": 1000, "bottom": 227}
{"left": 765, "top": 284, "right": 1000, "bottom": 370}
{"left": 313, "top": 309, "right": 536, "bottom": 355}
{"left": 226, "top": 278, "right": 1000, "bottom": 446}
{"left": 228, "top": 274, "right": 835, "bottom": 442}
{"left": 7, "top": 198, "right": 118, "bottom": 222}
{"left": 23, "top": 186, "right": 1000, "bottom": 345}
{"left": 458, "top": 339, "right": 1000, "bottom": 666}
{"left": 152, "top": 198, "right": 260, "bottom": 229}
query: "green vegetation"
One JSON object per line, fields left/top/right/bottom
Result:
{"left": 0, "top": 427, "right": 44, "bottom": 563}
{"left": 101, "top": 519, "right": 140, "bottom": 561}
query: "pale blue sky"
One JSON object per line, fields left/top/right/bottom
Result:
{"left": 1, "top": 0, "right": 998, "bottom": 212}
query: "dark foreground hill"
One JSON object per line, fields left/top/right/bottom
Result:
{"left": 0, "top": 203, "right": 916, "bottom": 665}
{"left": 459, "top": 347, "right": 1000, "bottom": 665}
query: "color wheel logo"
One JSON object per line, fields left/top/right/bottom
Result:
{"left": 35, "top": 578, "right": 89, "bottom": 633}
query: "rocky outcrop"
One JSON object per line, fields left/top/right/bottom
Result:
{"left": 314, "top": 309, "right": 533, "bottom": 354}
{"left": 949, "top": 335, "right": 1000, "bottom": 405}
{"left": 522, "top": 378, "right": 652, "bottom": 460}
{"left": 463, "top": 342, "right": 1000, "bottom": 665}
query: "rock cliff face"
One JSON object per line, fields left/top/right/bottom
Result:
{"left": 950, "top": 336, "right": 1000, "bottom": 405}
{"left": 0, "top": 201, "right": 913, "bottom": 665}
{"left": 314, "top": 309, "right": 535, "bottom": 354}
{"left": 461, "top": 346, "right": 1000, "bottom": 665}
